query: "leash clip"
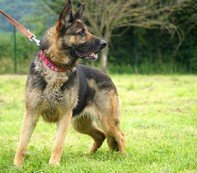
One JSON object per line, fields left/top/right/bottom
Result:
{"left": 29, "top": 34, "right": 40, "bottom": 46}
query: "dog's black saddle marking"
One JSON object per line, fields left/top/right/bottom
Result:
{"left": 73, "top": 65, "right": 95, "bottom": 116}
{"left": 73, "top": 65, "right": 116, "bottom": 116}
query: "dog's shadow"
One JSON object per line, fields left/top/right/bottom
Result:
{"left": 62, "top": 149, "right": 126, "bottom": 163}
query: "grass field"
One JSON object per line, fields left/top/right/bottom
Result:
{"left": 0, "top": 74, "right": 196, "bottom": 173}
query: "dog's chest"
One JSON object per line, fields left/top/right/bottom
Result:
{"left": 27, "top": 70, "right": 78, "bottom": 122}
{"left": 40, "top": 89, "right": 68, "bottom": 122}
{"left": 40, "top": 80, "right": 67, "bottom": 120}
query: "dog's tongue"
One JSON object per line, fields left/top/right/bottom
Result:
{"left": 90, "top": 53, "right": 98, "bottom": 60}
{"left": 76, "top": 50, "right": 98, "bottom": 60}
{"left": 85, "top": 52, "right": 98, "bottom": 61}
{"left": 85, "top": 53, "right": 98, "bottom": 61}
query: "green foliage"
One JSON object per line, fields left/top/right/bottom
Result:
{"left": 0, "top": 0, "right": 196, "bottom": 74}
{"left": 109, "top": 25, "right": 197, "bottom": 73}
{"left": 0, "top": 33, "right": 38, "bottom": 74}
{"left": 0, "top": 75, "right": 196, "bottom": 172}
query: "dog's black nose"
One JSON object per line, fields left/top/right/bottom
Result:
{"left": 100, "top": 39, "right": 107, "bottom": 49}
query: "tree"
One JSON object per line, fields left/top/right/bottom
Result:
{"left": 43, "top": 0, "right": 190, "bottom": 73}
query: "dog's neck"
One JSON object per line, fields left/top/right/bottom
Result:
{"left": 39, "top": 50, "right": 69, "bottom": 72}
{"left": 40, "top": 28, "right": 78, "bottom": 72}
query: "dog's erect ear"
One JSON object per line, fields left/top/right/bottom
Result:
{"left": 56, "top": 0, "right": 73, "bottom": 32}
{"left": 74, "top": 3, "right": 85, "bottom": 20}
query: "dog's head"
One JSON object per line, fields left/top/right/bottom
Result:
{"left": 41, "top": 0, "right": 107, "bottom": 64}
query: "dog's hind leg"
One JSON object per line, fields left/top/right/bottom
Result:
{"left": 106, "top": 128, "right": 125, "bottom": 153}
{"left": 97, "top": 92, "right": 125, "bottom": 153}
{"left": 49, "top": 110, "right": 73, "bottom": 166}
{"left": 72, "top": 115, "right": 106, "bottom": 154}
{"left": 14, "top": 111, "right": 39, "bottom": 168}
{"left": 100, "top": 117, "right": 125, "bottom": 153}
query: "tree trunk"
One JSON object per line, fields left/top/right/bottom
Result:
{"left": 101, "top": 45, "right": 109, "bottom": 73}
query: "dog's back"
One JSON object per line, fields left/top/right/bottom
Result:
{"left": 74, "top": 65, "right": 117, "bottom": 116}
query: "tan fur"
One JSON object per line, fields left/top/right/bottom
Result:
{"left": 86, "top": 32, "right": 93, "bottom": 41}
{"left": 49, "top": 109, "right": 73, "bottom": 165}
{"left": 44, "top": 27, "right": 72, "bottom": 66}
{"left": 14, "top": 111, "right": 39, "bottom": 166}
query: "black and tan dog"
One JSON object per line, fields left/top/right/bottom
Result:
{"left": 14, "top": 0, "right": 125, "bottom": 167}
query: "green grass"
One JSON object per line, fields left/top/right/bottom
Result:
{"left": 0, "top": 74, "right": 196, "bottom": 173}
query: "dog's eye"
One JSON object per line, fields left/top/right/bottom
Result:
{"left": 77, "top": 30, "right": 86, "bottom": 36}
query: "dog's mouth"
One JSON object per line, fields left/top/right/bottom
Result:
{"left": 75, "top": 50, "right": 99, "bottom": 61}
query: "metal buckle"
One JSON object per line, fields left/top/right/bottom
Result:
{"left": 29, "top": 34, "right": 40, "bottom": 46}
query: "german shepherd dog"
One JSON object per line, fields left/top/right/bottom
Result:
{"left": 14, "top": 0, "right": 125, "bottom": 167}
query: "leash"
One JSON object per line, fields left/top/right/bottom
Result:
{"left": 0, "top": 10, "right": 40, "bottom": 46}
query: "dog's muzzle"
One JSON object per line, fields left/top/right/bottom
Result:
{"left": 75, "top": 39, "right": 107, "bottom": 61}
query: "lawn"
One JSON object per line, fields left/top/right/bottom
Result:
{"left": 0, "top": 74, "right": 196, "bottom": 173}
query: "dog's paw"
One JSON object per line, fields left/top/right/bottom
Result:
{"left": 49, "top": 159, "right": 60, "bottom": 166}
{"left": 14, "top": 158, "right": 23, "bottom": 169}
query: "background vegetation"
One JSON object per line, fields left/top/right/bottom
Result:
{"left": 0, "top": 0, "right": 196, "bottom": 74}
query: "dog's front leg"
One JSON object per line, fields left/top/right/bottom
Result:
{"left": 49, "top": 109, "right": 72, "bottom": 166}
{"left": 14, "top": 111, "right": 39, "bottom": 168}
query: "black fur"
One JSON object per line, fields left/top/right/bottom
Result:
{"left": 76, "top": 38, "right": 107, "bottom": 59}
{"left": 73, "top": 65, "right": 96, "bottom": 116}
{"left": 28, "top": 62, "right": 47, "bottom": 91}
{"left": 61, "top": 71, "right": 77, "bottom": 91}
{"left": 73, "top": 65, "right": 116, "bottom": 116}
{"left": 78, "top": 65, "right": 117, "bottom": 91}
{"left": 40, "top": 37, "right": 50, "bottom": 51}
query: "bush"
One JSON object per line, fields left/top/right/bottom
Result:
{"left": 0, "top": 32, "right": 38, "bottom": 74}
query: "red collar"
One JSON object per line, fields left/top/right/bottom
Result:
{"left": 38, "top": 51, "right": 68, "bottom": 72}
